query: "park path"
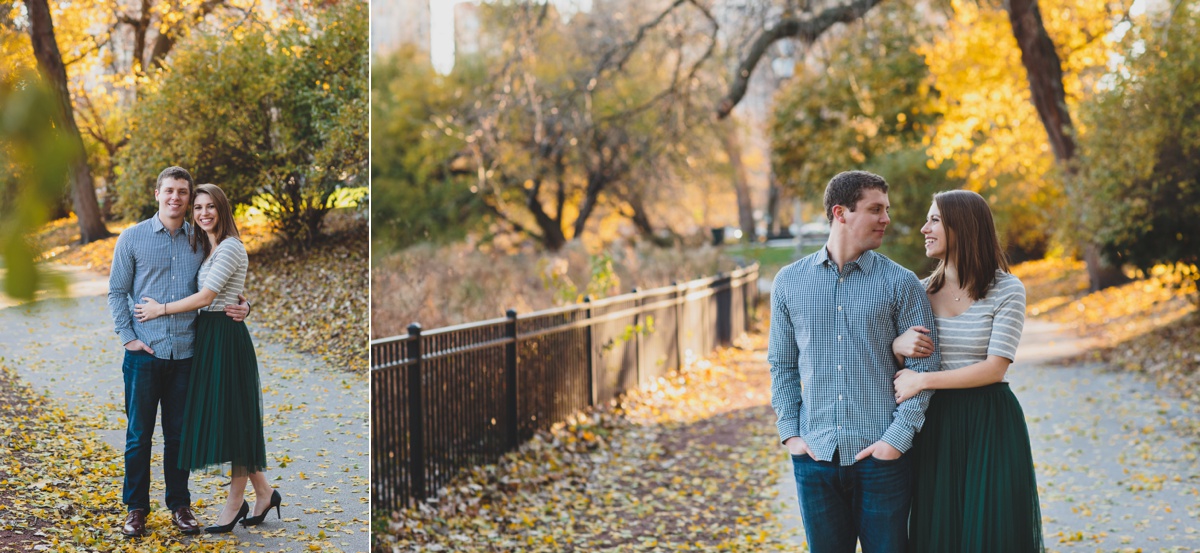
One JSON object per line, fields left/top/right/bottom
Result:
{"left": 0, "top": 265, "right": 369, "bottom": 553}
{"left": 769, "top": 319, "right": 1200, "bottom": 552}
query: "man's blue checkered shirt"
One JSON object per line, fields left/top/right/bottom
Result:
{"left": 768, "top": 247, "right": 940, "bottom": 466}
{"left": 107, "top": 214, "right": 204, "bottom": 360}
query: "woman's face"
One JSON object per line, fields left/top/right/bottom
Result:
{"left": 921, "top": 201, "right": 947, "bottom": 260}
{"left": 193, "top": 192, "right": 219, "bottom": 233}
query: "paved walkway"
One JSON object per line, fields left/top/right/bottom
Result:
{"left": 0, "top": 266, "right": 369, "bottom": 552}
{"left": 771, "top": 320, "right": 1200, "bottom": 552}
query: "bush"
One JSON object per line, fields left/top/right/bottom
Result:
{"left": 1077, "top": 8, "right": 1200, "bottom": 298}
{"left": 116, "top": 0, "right": 367, "bottom": 246}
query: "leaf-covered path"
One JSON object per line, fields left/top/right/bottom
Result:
{"left": 0, "top": 267, "right": 369, "bottom": 552}
{"left": 1016, "top": 320, "right": 1200, "bottom": 552}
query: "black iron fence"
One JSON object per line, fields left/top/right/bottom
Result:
{"left": 371, "top": 263, "right": 760, "bottom": 514}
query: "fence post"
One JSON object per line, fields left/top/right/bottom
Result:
{"left": 672, "top": 282, "right": 683, "bottom": 373}
{"left": 504, "top": 309, "right": 519, "bottom": 448}
{"left": 632, "top": 288, "right": 642, "bottom": 388}
{"left": 405, "top": 323, "right": 425, "bottom": 501}
{"left": 584, "top": 296, "right": 596, "bottom": 407}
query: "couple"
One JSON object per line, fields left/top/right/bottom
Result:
{"left": 769, "top": 170, "right": 1044, "bottom": 552}
{"left": 107, "top": 166, "right": 283, "bottom": 537}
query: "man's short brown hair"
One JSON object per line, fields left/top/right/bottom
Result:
{"left": 823, "top": 170, "right": 889, "bottom": 222}
{"left": 155, "top": 166, "right": 195, "bottom": 197}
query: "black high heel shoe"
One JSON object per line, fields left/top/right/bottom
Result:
{"left": 205, "top": 501, "right": 249, "bottom": 534}
{"left": 241, "top": 490, "right": 282, "bottom": 526}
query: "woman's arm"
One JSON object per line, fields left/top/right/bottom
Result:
{"left": 135, "top": 288, "right": 217, "bottom": 322}
{"left": 893, "top": 355, "right": 1011, "bottom": 402}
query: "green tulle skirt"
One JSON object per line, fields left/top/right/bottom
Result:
{"left": 179, "top": 311, "right": 267, "bottom": 475}
{"left": 908, "top": 382, "right": 1044, "bottom": 553}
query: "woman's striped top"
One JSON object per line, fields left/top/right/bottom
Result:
{"left": 926, "top": 271, "right": 1026, "bottom": 375}
{"left": 197, "top": 237, "right": 248, "bottom": 312}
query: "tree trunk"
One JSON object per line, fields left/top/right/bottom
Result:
{"left": 765, "top": 173, "right": 782, "bottom": 237}
{"left": 1005, "top": 0, "right": 1126, "bottom": 290}
{"left": 524, "top": 179, "right": 567, "bottom": 251}
{"left": 26, "top": 0, "right": 110, "bottom": 243}
{"left": 718, "top": 117, "right": 756, "bottom": 243}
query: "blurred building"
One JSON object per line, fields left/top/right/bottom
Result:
{"left": 373, "top": 0, "right": 432, "bottom": 60}
{"left": 453, "top": 1, "right": 482, "bottom": 57}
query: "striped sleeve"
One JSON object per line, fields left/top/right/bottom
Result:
{"left": 202, "top": 239, "right": 247, "bottom": 295}
{"left": 987, "top": 274, "right": 1026, "bottom": 362}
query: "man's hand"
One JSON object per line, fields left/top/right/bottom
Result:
{"left": 224, "top": 294, "right": 250, "bottom": 322}
{"left": 855, "top": 440, "right": 902, "bottom": 462}
{"left": 124, "top": 340, "right": 155, "bottom": 355}
{"left": 784, "top": 436, "right": 811, "bottom": 457}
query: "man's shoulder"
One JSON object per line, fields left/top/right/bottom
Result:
{"left": 866, "top": 251, "right": 919, "bottom": 282}
{"left": 118, "top": 216, "right": 157, "bottom": 237}
{"left": 775, "top": 252, "right": 823, "bottom": 280}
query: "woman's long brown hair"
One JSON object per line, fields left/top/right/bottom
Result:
{"left": 189, "top": 183, "right": 241, "bottom": 259}
{"left": 926, "top": 189, "right": 1009, "bottom": 301}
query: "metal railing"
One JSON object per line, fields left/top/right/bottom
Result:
{"left": 370, "top": 263, "right": 759, "bottom": 514}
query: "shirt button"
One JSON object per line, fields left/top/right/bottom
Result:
{"left": 838, "top": 425, "right": 842, "bottom": 429}
{"left": 838, "top": 365, "right": 842, "bottom": 370}
{"left": 837, "top": 305, "right": 842, "bottom": 311}
{"left": 838, "top": 395, "right": 843, "bottom": 400}
{"left": 838, "top": 335, "right": 842, "bottom": 341}
{"left": 839, "top": 277, "right": 844, "bottom": 283}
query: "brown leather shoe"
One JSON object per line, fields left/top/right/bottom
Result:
{"left": 122, "top": 509, "right": 148, "bottom": 537}
{"left": 171, "top": 506, "right": 201, "bottom": 535}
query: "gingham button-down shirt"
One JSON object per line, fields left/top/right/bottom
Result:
{"left": 107, "top": 213, "right": 204, "bottom": 360}
{"left": 768, "top": 247, "right": 940, "bottom": 465}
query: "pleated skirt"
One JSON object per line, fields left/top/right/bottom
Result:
{"left": 179, "top": 311, "right": 268, "bottom": 474}
{"left": 908, "top": 382, "right": 1044, "bottom": 553}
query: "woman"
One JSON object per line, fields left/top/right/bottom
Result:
{"left": 135, "top": 183, "right": 282, "bottom": 533}
{"left": 891, "top": 189, "right": 1044, "bottom": 552}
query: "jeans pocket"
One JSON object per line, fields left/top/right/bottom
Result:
{"left": 790, "top": 453, "right": 811, "bottom": 462}
{"left": 868, "top": 454, "right": 905, "bottom": 465}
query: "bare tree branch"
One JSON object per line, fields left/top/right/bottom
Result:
{"left": 148, "top": 0, "right": 229, "bottom": 69}
{"left": 716, "top": 0, "right": 886, "bottom": 119}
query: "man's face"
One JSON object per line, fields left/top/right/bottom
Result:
{"left": 839, "top": 188, "right": 891, "bottom": 251}
{"left": 155, "top": 178, "right": 191, "bottom": 220}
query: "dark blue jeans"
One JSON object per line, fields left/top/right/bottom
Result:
{"left": 122, "top": 350, "right": 191, "bottom": 512}
{"left": 792, "top": 450, "right": 913, "bottom": 553}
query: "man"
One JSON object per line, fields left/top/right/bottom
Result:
{"left": 768, "top": 170, "right": 940, "bottom": 553}
{"left": 108, "top": 166, "right": 250, "bottom": 537}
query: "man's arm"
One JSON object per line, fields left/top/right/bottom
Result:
{"left": 767, "top": 274, "right": 804, "bottom": 445}
{"left": 878, "top": 272, "right": 940, "bottom": 454}
{"left": 107, "top": 232, "right": 139, "bottom": 346}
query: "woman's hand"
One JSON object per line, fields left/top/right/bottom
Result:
{"left": 892, "top": 325, "right": 934, "bottom": 359}
{"left": 135, "top": 297, "right": 166, "bottom": 322}
{"left": 893, "top": 369, "right": 926, "bottom": 403}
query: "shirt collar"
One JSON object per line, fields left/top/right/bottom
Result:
{"left": 817, "top": 246, "right": 877, "bottom": 275}
{"left": 151, "top": 212, "right": 191, "bottom": 236}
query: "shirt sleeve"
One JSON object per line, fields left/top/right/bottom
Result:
{"left": 107, "top": 230, "right": 138, "bottom": 346}
{"left": 987, "top": 275, "right": 1026, "bottom": 362}
{"left": 201, "top": 239, "right": 246, "bottom": 295}
{"left": 880, "top": 270, "right": 940, "bottom": 453}
{"left": 767, "top": 267, "right": 804, "bottom": 444}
